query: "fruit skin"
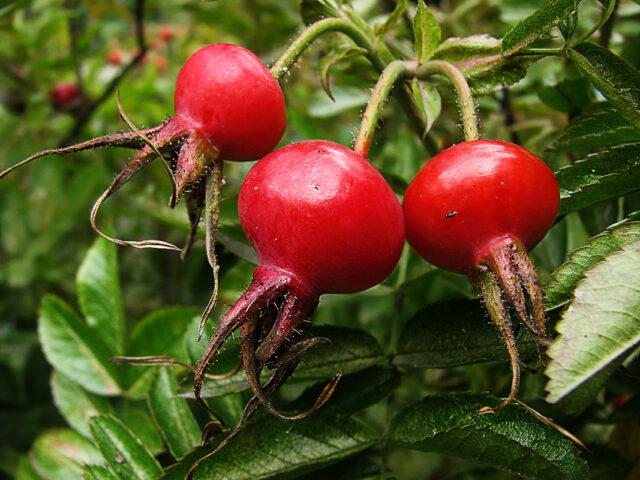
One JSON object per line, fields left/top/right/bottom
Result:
{"left": 403, "top": 140, "right": 560, "bottom": 275}
{"left": 174, "top": 44, "right": 286, "bottom": 162}
{"left": 50, "top": 82, "right": 81, "bottom": 110}
{"left": 239, "top": 140, "right": 405, "bottom": 295}
{"left": 107, "top": 49, "right": 122, "bottom": 66}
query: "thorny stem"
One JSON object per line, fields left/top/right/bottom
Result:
{"left": 355, "top": 59, "right": 479, "bottom": 157}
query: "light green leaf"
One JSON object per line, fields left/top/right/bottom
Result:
{"left": 568, "top": 42, "right": 640, "bottom": 131}
{"left": 545, "top": 222, "right": 640, "bottom": 309}
{"left": 15, "top": 456, "right": 43, "bottom": 480}
{"left": 39, "top": 295, "right": 121, "bottom": 396}
{"left": 394, "top": 300, "right": 538, "bottom": 368}
{"left": 502, "top": 0, "right": 583, "bottom": 56}
{"left": 29, "top": 429, "right": 103, "bottom": 480}
{"left": 308, "top": 85, "right": 369, "bottom": 118}
{"left": 550, "top": 103, "right": 640, "bottom": 154}
{"left": 319, "top": 45, "right": 367, "bottom": 101}
{"left": 119, "top": 404, "right": 166, "bottom": 456}
{"left": 413, "top": 0, "right": 441, "bottom": 63}
{"left": 380, "top": 0, "right": 408, "bottom": 35}
{"left": 124, "top": 307, "right": 199, "bottom": 399}
{"left": 556, "top": 142, "right": 640, "bottom": 216}
{"left": 390, "top": 393, "right": 588, "bottom": 480}
{"left": 411, "top": 78, "right": 441, "bottom": 135}
{"left": 89, "top": 415, "right": 163, "bottom": 480}
{"left": 545, "top": 240, "right": 640, "bottom": 409}
{"left": 163, "top": 415, "right": 377, "bottom": 480}
{"left": 51, "top": 370, "right": 116, "bottom": 438}
{"left": 76, "top": 238, "right": 125, "bottom": 355}
{"left": 147, "top": 367, "right": 200, "bottom": 460}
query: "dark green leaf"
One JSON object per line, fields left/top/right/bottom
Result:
{"left": 550, "top": 103, "right": 640, "bottom": 154}
{"left": 502, "top": 0, "right": 583, "bottom": 56}
{"left": 413, "top": 0, "right": 440, "bottom": 63}
{"left": 147, "top": 367, "right": 200, "bottom": 460}
{"left": 163, "top": 415, "right": 377, "bottom": 480}
{"left": 76, "top": 238, "right": 125, "bottom": 355}
{"left": 319, "top": 45, "right": 367, "bottom": 101}
{"left": 556, "top": 142, "right": 640, "bottom": 216}
{"left": 39, "top": 295, "right": 121, "bottom": 396}
{"left": 124, "top": 306, "right": 199, "bottom": 399}
{"left": 297, "top": 451, "right": 383, "bottom": 480}
{"left": 119, "top": 404, "right": 166, "bottom": 456}
{"left": 546, "top": 240, "right": 640, "bottom": 410}
{"left": 83, "top": 465, "right": 119, "bottom": 480}
{"left": 538, "top": 78, "right": 593, "bottom": 114}
{"left": 29, "top": 429, "right": 103, "bottom": 480}
{"left": 300, "top": 0, "right": 340, "bottom": 25}
{"left": 568, "top": 42, "right": 640, "bottom": 130}
{"left": 390, "top": 392, "right": 588, "bottom": 480}
{"left": 394, "top": 300, "right": 538, "bottom": 368}
{"left": 89, "top": 415, "right": 163, "bottom": 480}
{"left": 380, "top": 0, "right": 408, "bottom": 35}
{"left": 51, "top": 370, "right": 116, "bottom": 438}
{"left": 15, "top": 456, "right": 43, "bottom": 480}
{"left": 545, "top": 222, "right": 640, "bottom": 309}
{"left": 411, "top": 78, "right": 441, "bottom": 134}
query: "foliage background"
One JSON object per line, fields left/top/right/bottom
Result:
{"left": 0, "top": 0, "right": 639, "bottom": 479}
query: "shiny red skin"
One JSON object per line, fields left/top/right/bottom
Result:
{"left": 239, "top": 140, "right": 405, "bottom": 297}
{"left": 50, "top": 82, "right": 80, "bottom": 109}
{"left": 174, "top": 44, "right": 286, "bottom": 162}
{"left": 403, "top": 140, "right": 560, "bottom": 275}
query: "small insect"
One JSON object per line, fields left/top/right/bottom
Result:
{"left": 445, "top": 210, "right": 458, "bottom": 219}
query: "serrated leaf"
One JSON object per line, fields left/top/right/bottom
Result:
{"left": 191, "top": 326, "right": 384, "bottom": 398}
{"left": 433, "top": 35, "right": 538, "bottom": 94}
{"left": 124, "top": 307, "right": 199, "bottom": 399}
{"left": 300, "top": 0, "right": 340, "bottom": 25}
{"left": 89, "top": 415, "right": 163, "bottom": 480}
{"left": 380, "top": 0, "right": 408, "bottom": 35}
{"left": 394, "top": 300, "right": 538, "bottom": 367}
{"left": 390, "top": 393, "right": 588, "bottom": 480}
{"left": 556, "top": 142, "right": 640, "bottom": 216}
{"left": 51, "top": 370, "right": 116, "bottom": 438}
{"left": 163, "top": 415, "right": 376, "bottom": 480}
{"left": 39, "top": 295, "right": 121, "bottom": 396}
{"left": 568, "top": 42, "right": 640, "bottom": 131}
{"left": 545, "top": 222, "right": 640, "bottom": 309}
{"left": 410, "top": 78, "right": 441, "bottom": 134}
{"left": 319, "top": 45, "right": 367, "bottom": 101}
{"left": 29, "top": 429, "right": 103, "bottom": 480}
{"left": 413, "top": 1, "right": 441, "bottom": 63}
{"left": 147, "top": 367, "right": 200, "bottom": 460}
{"left": 83, "top": 465, "right": 119, "bottom": 480}
{"left": 545, "top": 240, "right": 640, "bottom": 409}
{"left": 502, "top": 0, "right": 583, "bottom": 56}
{"left": 550, "top": 103, "right": 640, "bottom": 154}
{"left": 76, "top": 238, "right": 125, "bottom": 355}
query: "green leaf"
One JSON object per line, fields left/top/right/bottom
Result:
{"left": 390, "top": 393, "right": 588, "bottom": 480}
{"left": 394, "top": 300, "right": 538, "bottom": 368}
{"left": 550, "top": 103, "right": 640, "bottom": 154}
{"left": 300, "top": 0, "right": 340, "bottom": 25}
{"left": 76, "top": 238, "right": 125, "bottom": 355}
{"left": 538, "top": 78, "right": 593, "bottom": 114}
{"left": 15, "top": 456, "right": 43, "bottom": 480}
{"left": 433, "top": 35, "right": 538, "bottom": 94}
{"left": 29, "top": 429, "right": 103, "bottom": 480}
{"left": 545, "top": 222, "right": 640, "bottom": 309}
{"left": 147, "top": 367, "right": 200, "bottom": 460}
{"left": 502, "top": 0, "right": 583, "bottom": 56}
{"left": 410, "top": 78, "right": 441, "bottom": 135}
{"left": 119, "top": 404, "right": 166, "bottom": 456}
{"left": 413, "top": 0, "right": 441, "bottom": 63}
{"left": 83, "top": 465, "right": 119, "bottom": 480}
{"left": 380, "top": 0, "right": 408, "bottom": 35}
{"left": 556, "top": 142, "right": 640, "bottom": 216}
{"left": 308, "top": 85, "right": 369, "bottom": 118}
{"left": 89, "top": 415, "right": 163, "bottom": 480}
{"left": 545, "top": 240, "right": 640, "bottom": 409}
{"left": 163, "top": 415, "right": 377, "bottom": 480}
{"left": 193, "top": 325, "right": 385, "bottom": 398}
{"left": 124, "top": 306, "right": 199, "bottom": 399}
{"left": 39, "top": 295, "right": 121, "bottom": 396}
{"left": 51, "top": 370, "right": 116, "bottom": 438}
{"left": 568, "top": 42, "right": 640, "bottom": 131}
{"left": 319, "top": 45, "right": 367, "bottom": 101}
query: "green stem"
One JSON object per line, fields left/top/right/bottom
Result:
{"left": 417, "top": 60, "right": 479, "bottom": 142}
{"left": 271, "top": 18, "right": 384, "bottom": 78}
{"left": 572, "top": 0, "right": 617, "bottom": 46}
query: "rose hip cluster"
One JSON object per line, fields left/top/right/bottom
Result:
{"left": 3, "top": 42, "right": 560, "bottom": 429}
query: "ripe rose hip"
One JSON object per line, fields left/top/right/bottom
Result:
{"left": 403, "top": 140, "right": 560, "bottom": 411}
{"left": 50, "top": 82, "right": 81, "bottom": 110}
{"left": 107, "top": 49, "right": 122, "bottom": 66}
{"left": 194, "top": 140, "right": 404, "bottom": 418}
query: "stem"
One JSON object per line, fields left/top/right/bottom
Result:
{"left": 354, "top": 60, "right": 415, "bottom": 157}
{"left": 418, "top": 61, "right": 479, "bottom": 142}
{"left": 271, "top": 18, "right": 384, "bottom": 78}
{"left": 573, "top": 0, "right": 617, "bottom": 46}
